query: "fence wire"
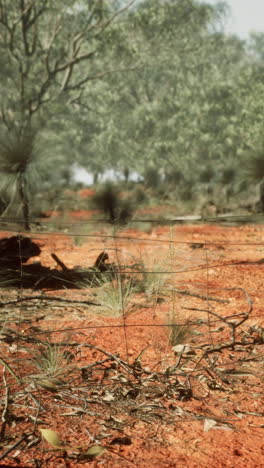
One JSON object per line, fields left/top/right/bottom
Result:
{"left": 0, "top": 218, "right": 263, "bottom": 465}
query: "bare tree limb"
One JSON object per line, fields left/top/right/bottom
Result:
{"left": 94, "top": 0, "right": 136, "bottom": 38}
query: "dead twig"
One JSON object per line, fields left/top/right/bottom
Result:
{"left": 0, "top": 295, "right": 99, "bottom": 308}
{"left": 200, "top": 340, "right": 255, "bottom": 354}
{"left": 167, "top": 287, "right": 229, "bottom": 303}
{"left": 0, "top": 434, "right": 29, "bottom": 461}
{"left": 51, "top": 253, "right": 70, "bottom": 272}
{"left": 0, "top": 367, "right": 9, "bottom": 441}
{"left": 83, "top": 343, "right": 135, "bottom": 376}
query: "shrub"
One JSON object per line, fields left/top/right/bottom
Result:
{"left": 92, "top": 183, "right": 134, "bottom": 224}
{"left": 133, "top": 186, "right": 148, "bottom": 204}
{"left": 244, "top": 153, "right": 264, "bottom": 182}
{"left": 144, "top": 167, "right": 161, "bottom": 188}
{"left": 221, "top": 167, "right": 236, "bottom": 185}
{"left": 0, "top": 127, "right": 36, "bottom": 229}
{"left": 165, "top": 168, "right": 183, "bottom": 185}
{"left": 167, "top": 299, "right": 194, "bottom": 347}
{"left": 199, "top": 166, "right": 215, "bottom": 184}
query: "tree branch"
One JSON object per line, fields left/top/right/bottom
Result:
{"left": 94, "top": 0, "right": 136, "bottom": 38}
{"left": 63, "top": 64, "right": 141, "bottom": 91}
{"left": 0, "top": 0, "right": 136, "bottom": 124}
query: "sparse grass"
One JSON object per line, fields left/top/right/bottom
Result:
{"left": 95, "top": 274, "right": 136, "bottom": 316}
{"left": 28, "top": 340, "right": 71, "bottom": 379}
{"left": 0, "top": 212, "right": 261, "bottom": 468}
{"left": 134, "top": 247, "right": 173, "bottom": 299}
{"left": 167, "top": 293, "right": 194, "bottom": 346}
{"left": 168, "top": 319, "right": 193, "bottom": 347}
{"left": 138, "top": 262, "right": 168, "bottom": 297}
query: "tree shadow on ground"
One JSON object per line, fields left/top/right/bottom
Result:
{"left": 0, "top": 236, "right": 115, "bottom": 290}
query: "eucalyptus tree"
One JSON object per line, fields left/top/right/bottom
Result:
{"left": 74, "top": 0, "right": 225, "bottom": 181}
{"left": 76, "top": 0, "right": 228, "bottom": 185}
{"left": 0, "top": 0, "right": 136, "bottom": 129}
{"left": 82, "top": 0, "right": 264, "bottom": 206}
{"left": 0, "top": 0, "right": 135, "bottom": 228}
{"left": 34, "top": 0, "right": 264, "bottom": 210}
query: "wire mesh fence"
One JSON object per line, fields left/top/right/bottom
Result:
{"left": 0, "top": 217, "right": 263, "bottom": 465}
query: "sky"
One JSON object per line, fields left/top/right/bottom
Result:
{"left": 206, "top": 0, "right": 264, "bottom": 38}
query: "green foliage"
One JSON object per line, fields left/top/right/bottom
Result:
{"left": 0, "top": 127, "right": 35, "bottom": 175}
{"left": 244, "top": 151, "right": 264, "bottom": 182}
{"left": 144, "top": 167, "right": 161, "bottom": 188}
{"left": 0, "top": 0, "right": 132, "bottom": 129}
{"left": 72, "top": 0, "right": 264, "bottom": 209}
{"left": 165, "top": 168, "right": 183, "bottom": 185}
{"left": 133, "top": 186, "right": 148, "bottom": 205}
{"left": 0, "top": 126, "right": 71, "bottom": 227}
{"left": 0, "top": 127, "right": 37, "bottom": 228}
{"left": 1, "top": 0, "right": 264, "bottom": 211}
{"left": 179, "top": 179, "right": 196, "bottom": 202}
{"left": 199, "top": 167, "right": 215, "bottom": 184}
{"left": 221, "top": 167, "right": 236, "bottom": 185}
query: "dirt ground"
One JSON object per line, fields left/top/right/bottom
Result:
{"left": 0, "top": 215, "right": 263, "bottom": 467}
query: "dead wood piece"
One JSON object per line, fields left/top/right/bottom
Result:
{"left": 168, "top": 287, "right": 229, "bottom": 303}
{"left": 0, "top": 434, "right": 29, "bottom": 461}
{"left": 0, "top": 254, "right": 116, "bottom": 290}
{"left": 51, "top": 253, "right": 70, "bottom": 272}
{"left": 0, "top": 368, "right": 9, "bottom": 441}
{"left": 94, "top": 251, "right": 109, "bottom": 270}
{"left": 0, "top": 294, "right": 99, "bottom": 309}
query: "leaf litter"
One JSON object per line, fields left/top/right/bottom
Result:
{"left": 0, "top": 223, "right": 263, "bottom": 467}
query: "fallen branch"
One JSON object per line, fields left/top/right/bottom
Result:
{"left": 0, "top": 434, "right": 29, "bottom": 461}
{"left": 199, "top": 340, "right": 255, "bottom": 354}
{"left": 0, "top": 367, "right": 9, "bottom": 441}
{"left": 167, "top": 287, "right": 229, "bottom": 303}
{"left": 51, "top": 253, "right": 70, "bottom": 272}
{"left": 0, "top": 295, "right": 99, "bottom": 308}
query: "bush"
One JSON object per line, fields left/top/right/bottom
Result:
{"left": 221, "top": 167, "right": 236, "bottom": 185}
{"left": 144, "top": 167, "right": 161, "bottom": 188}
{"left": 133, "top": 186, "right": 148, "bottom": 204}
{"left": 244, "top": 153, "right": 264, "bottom": 182}
{"left": 179, "top": 180, "right": 195, "bottom": 201}
{"left": 165, "top": 168, "right": 183, "bottom": 185}
{"left": 92, "top": 183, "right": 134, "bottom": 224}
{"left": 199, "top": 166, "right": 215, "bottom": 184}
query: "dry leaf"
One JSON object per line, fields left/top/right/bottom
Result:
{"left": 85, "top": 444, "right": 105, "bottom": 459}
{"left": 203, "top": 419, "right": 217, "bottom": 432}
{"left": 39, "top": 428, "right": 64, "bottom": 449}
{"left": 102, "top": 392, "right": 115, "bottom": 402}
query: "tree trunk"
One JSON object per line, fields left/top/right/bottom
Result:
{"left": 93, "top": 172, "right": 99, "bottom": 185}
{"left": 124, "top": 167, "right": 129, "bottom": 183}
{"left": 18, "top": 173, "right": 30, "bottom": 231}
{"left": 259, "top": 179, "right": 264, "bottom": 212}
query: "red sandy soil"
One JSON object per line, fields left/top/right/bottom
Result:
{"left": 78, "top": 188, "right": 96, "bottom": 199}
{"left": 0, "top": 220, "right": 263, "bottom": 467}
